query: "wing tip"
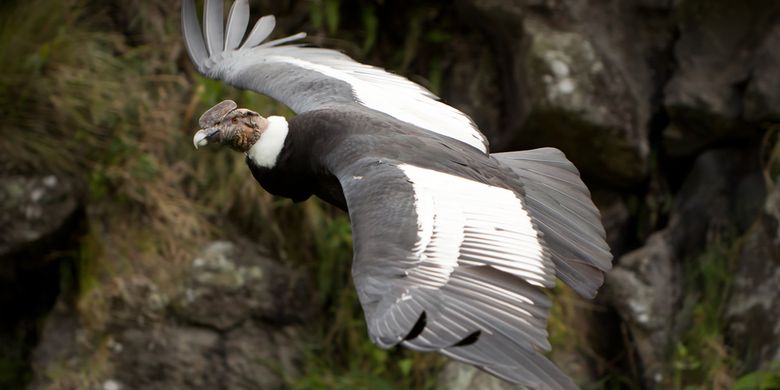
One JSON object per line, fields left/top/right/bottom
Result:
{"left": 183, "top": 0, "right": 300, "bottom": 72}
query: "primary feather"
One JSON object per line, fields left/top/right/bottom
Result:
{"left": 224, "top": 0, "right": 250, "bottom": 51}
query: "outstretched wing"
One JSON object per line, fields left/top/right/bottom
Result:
{"left": 336, "top": 157, "right": 577, "bottom": 389}
{"left": 182, "top": 0, "right": 489, "bottom": 153}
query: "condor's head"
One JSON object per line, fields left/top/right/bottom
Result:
{"left": 192, "top": 100, "right": 267, "bottom": 153}
{"left": 193, "top": 100, "right": 289, "bottom": 168}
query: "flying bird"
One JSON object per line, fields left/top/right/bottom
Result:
{"left": 184, "top": 1, "right": 612, "bottom": 388}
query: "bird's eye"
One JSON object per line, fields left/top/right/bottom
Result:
{"left": 231, "top": 117, "right": 238, "bottom": 124}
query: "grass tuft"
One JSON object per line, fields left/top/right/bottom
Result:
{"left": 670, "top": 234, "right": 742, "bottom": 389}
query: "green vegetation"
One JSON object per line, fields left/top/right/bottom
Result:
{"left": 0, "top": 347, "right": 31, "bottom": 388}
{"left": 733, "top": 362, "right": 780, "bottom": 390}
{"left": 669, "top": 235, "right": 741, "bottom": 389}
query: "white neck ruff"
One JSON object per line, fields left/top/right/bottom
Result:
{"left": 246, "top": 116, "right": 289, "bottom": 168}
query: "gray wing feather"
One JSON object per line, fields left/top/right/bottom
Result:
{"left": 203, "top": 0, "right": 224, "bottom": 56}
{"left": 257, "top": 32, "right": 308, "bottom": 48}
{"left": 224, "top": 0, "right": 250, "bottom": 51}
{"left": 493, "top": 147, "right": 613, "bottom": 299}
{"left": 446, "top": 335, "right": 576, "bottom": 390}
{"left": 242, "top": 15, "right": 276, "bottom": 49}
{"left": 182, "top": 0, "right": 208, "bottom": 69}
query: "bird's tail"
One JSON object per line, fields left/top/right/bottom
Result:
{"left": 492, "top": 148, "right": 613, "bottom": 298}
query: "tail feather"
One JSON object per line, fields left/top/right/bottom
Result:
{"left": 494, "top": 148, "right": 613, "bottom": 298}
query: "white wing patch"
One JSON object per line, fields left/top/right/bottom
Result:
{"left": 265, "top": 55, "right": 489, "bottom": 153}
{"left": 399, "top": 164, "right": 553, "bottom": 288}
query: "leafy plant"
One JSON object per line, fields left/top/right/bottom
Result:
{"left": 733, "top": 362, "right": 780, "bottom": 390}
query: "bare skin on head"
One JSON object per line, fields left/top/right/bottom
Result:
{"left": 193, "top": 100, "right": 268, "bottom": 153}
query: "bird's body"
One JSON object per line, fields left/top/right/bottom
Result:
{"left": 248, "top": 108, "right": 514, "bottom": 210}
{"left": 184, "top": 1, "right": 613, "bottom": 388}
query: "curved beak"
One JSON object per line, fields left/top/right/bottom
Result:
{"left": 193, "top": 127, "right": 220, "bottom": 149}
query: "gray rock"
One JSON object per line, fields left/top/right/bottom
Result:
{"left": 606, "top": 231, "right": 680, "bottom": 387}
{"left": 601, "top": 145, "right": 769, "bottom": 388}
{"left": 438, "top": 361, "right": 521, "bottom": 390}
{"left": 443, "top": 39, "right": 502, "bottom": 145}
{"left": 459, "top": 0, "right": 671, "bottom": 186}
{"left": 108, "top": 276, "right": 170, "bottom": 326}
{"left": 520, "top": 20, "right": 649, "bottom": 185}
{"left": 30, "top": 239, "right": 311, "bottom": 390}
{"left": 224, "top": 323, "right": 302, "bottom": 389}
{"left": 593, "top": 190, "right": 632, "bottom": 257}
{"left": 744, "top": 22, "right": 780, "bottom": 122}
{"left": 0, "top": 175, "right": 77, "bottom": 264}
{"left": 604, "top": 148, "right": 766, "bottom": 387}
{"left": 173, "top": 240, "right": 312, "bottom": 330}
{"left": 668, "top": 148, "right": 765, "bottom": 258}
{"left": 663, "top": 0, "right": 780, "bottom": 155}
{"left": 113, "top": 325, "right": 224, "bottom": 389}
{"left": 726, "top": 182, "right": 780, "bottom": 370}
{"left": 31, "top": 283, "right": 224, "bottom": 390}
{"left": 28, "top": 299, "right": 83, "bottom": 389}
{"left": 0, "top": 175, "right": 79, "bottom": 389}
{"left": 455, "top": 0, "right": 527, "bottom": 149}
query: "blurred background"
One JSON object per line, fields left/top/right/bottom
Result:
{"left": 1, "top": 0, "right": 779, "bottom": 388}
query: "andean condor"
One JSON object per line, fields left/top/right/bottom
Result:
{"left": 185, "top": 1, "right": 612, "bottom": 388}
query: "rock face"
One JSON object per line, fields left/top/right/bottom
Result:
{"left": 727, "top": 182, "right": 780, "bottom": 370}
{"left": 666, "top": 148, "right": 765, "bottom": 257}
{"left": 0, "top": 175, "right": 79, "bottom": 388}
{"left": 0, "top": 175, "right": 78, "bottom": 265}
{"left": 663, "top": 0, "right": 780, "bottom": 155}
{"left": 606, "top": 231, "right": 679, "bottom": 386}
{"left": 520, "top": 20, "right": 649, "bottom": 185}
{"left": 605, "top": 147, "right": 766, "bottom": 387}
{"left": 30, "top": 240, "right": 311, "bottom": 390}
{"left": 173, "top": 240, "right": 312, "bottom": 330}
{"left": 456, "top": 0, "right": 675, "bottom": 185}
{"left": 743, "top": 23, "right": 780, "bottom": 122}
